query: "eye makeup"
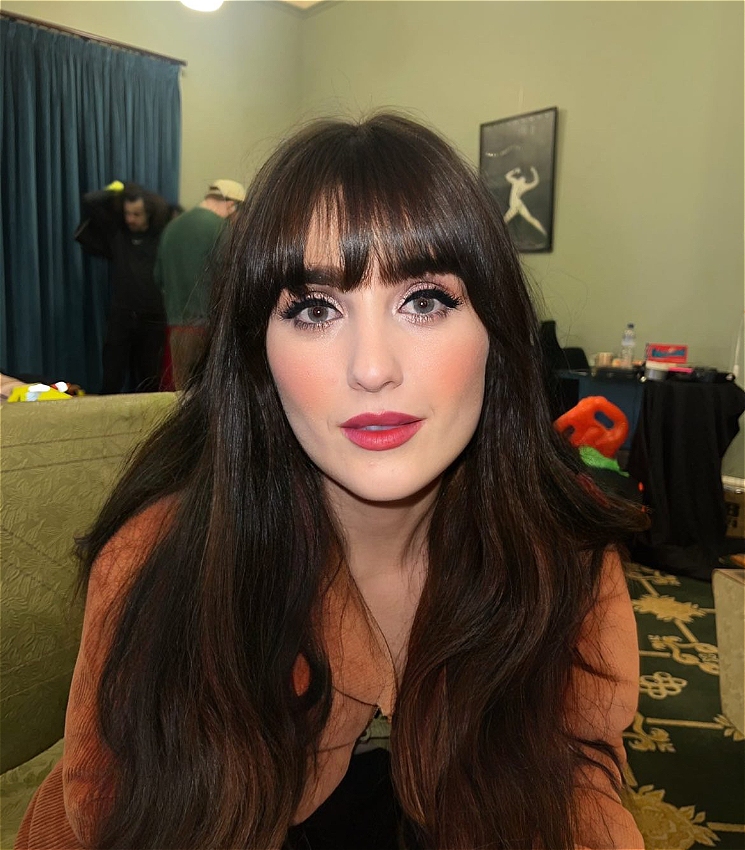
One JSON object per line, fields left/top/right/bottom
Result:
{"left": 278, "top": 293, "right": 341, "bottom": 330}
{"left": 400, "top": 286, "right": 463, "bottom": 321}
{"left": 276, "top": 276, "right": 464, "bottom": 332}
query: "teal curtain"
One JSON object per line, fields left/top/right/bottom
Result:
{"left": 0, "top": 17, "right": 181, "bottom": 390}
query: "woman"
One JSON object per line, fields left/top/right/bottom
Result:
{"left": 18, "top": 114, "right": 646, "bottom": 850}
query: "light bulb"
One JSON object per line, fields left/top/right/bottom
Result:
{"left": 180, "top": 0, "right": 224, "bottom": 11}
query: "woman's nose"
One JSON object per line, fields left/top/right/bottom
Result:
{"left": 346, "top": 317, "right": 403, "bottom": 393}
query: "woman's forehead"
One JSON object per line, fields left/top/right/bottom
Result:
{"left": 301, "top": 213, "right": 389, "bottom": 290}
{"left": 304, "top": 213, "right": 343, "bottom": 269}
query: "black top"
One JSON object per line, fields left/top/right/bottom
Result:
{"left": 75, "top": 185, "right": 170, "bottom": 315}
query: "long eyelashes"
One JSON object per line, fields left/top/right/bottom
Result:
{"left": 404, "top": 288, "right": 462, "bottom": 311}
{"left": 279, "top": 285, "right": 463, "bottom": 332}
{"left": 279, "top": 296, "right": 334, "bottom": 322}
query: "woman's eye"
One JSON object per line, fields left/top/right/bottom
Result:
{"left": 301, "top": 303, "right": 333, "bottom": 323}
{"left": 401, "top": 288, "right": 462, "bottom": 320}
{"left": 409, "top": 296, "right": 438, "bottom": 315}
{"left": 280, "top": 297, "right": 340, "bottom": 328}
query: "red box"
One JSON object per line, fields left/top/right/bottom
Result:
{"left": 645, "top": 343, "right": 688, "bottom": 363}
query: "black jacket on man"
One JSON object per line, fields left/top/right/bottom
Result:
{"left": 75, "top": 183, "right": 171, "bottom": 393}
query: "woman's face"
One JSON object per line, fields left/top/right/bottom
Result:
{"left": 266, "top": 221, "right": 490, "bottom": 503}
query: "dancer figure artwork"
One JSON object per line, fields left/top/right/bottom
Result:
{"left": 480, "top": 107, "right": 558, "bottom": 252}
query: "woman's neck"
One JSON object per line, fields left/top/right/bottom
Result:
{"left": 325, "top": 477, "right": 439, "bottom": 672}
{"left": 325, "top": 476, "right": 440, "bottom": 583}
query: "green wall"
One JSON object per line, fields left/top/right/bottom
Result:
{"left": 4, "top": 0, "right": 743, "bottom": 473}
{"left": 2, "top": 0, "right": 302, "bottom": 206}
{"left": 298, "top": 0, "right": 744, "bottom": 475}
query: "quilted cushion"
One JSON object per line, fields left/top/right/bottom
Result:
{"left": 1, "top": 393, "right": 176, "bottom": 774}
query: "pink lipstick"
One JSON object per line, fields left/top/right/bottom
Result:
{"left": 340, "top": 411, "right": 424, "bottom": 451}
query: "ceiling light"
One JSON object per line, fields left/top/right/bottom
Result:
{"left": 180, "top": 0, "right": 224, "bottom": 11}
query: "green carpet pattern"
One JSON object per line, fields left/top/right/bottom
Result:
{"left": 622, "top": 565, "right": 745, "bottom": 850}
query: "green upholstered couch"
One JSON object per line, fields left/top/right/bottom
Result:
{"left": 0, "top": 392, "right": 176, "bottom": 847}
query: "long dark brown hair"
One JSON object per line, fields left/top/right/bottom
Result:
{"left": 81, "top": 113, "right": 645, "bottom": 849}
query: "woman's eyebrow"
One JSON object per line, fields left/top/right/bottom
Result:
{"left": 303, "top": 266, "right": 345, "bottom": 287}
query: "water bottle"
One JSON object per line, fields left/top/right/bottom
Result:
{"left": 620, "top": 323, "right": 636, "bottom": 367}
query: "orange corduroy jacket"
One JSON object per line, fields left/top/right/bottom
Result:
{"left": 17, "top": 501, "right": 644, "bottom": 849}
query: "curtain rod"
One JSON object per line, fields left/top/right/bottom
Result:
{"left": 0, "top": 10, "right": 187, "bottom": 67}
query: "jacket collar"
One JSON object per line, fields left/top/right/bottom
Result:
{"left": 321, "top": 570, "right": 398, "bottom": 718}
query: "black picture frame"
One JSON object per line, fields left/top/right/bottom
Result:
{"left": 479, "top": 107, "right": 558, "bottom": 253}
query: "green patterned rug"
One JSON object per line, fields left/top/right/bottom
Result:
{"left": 623, "top": 565, "right": 745, "bottom": 850}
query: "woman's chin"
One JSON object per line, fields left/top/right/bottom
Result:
{"left": 323, "top": 472, "right": 442, "bottom": 509}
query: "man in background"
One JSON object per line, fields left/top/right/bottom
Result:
{"left": 155, "top": 179, "right": 246, "bottom": 389}
{"left": 75, "top": 181, "right": 171, "bottom": 393}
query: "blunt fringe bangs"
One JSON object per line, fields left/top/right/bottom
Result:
{"left": 223, "top": 114, "right": 521, "bottom": 346}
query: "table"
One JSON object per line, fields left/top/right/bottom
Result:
{"left": 627, "top": 380, "right": 745, "bottom": 580}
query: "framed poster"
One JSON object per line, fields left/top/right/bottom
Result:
{"left": 479, "top": 107, "right": 558, "bottom": 253}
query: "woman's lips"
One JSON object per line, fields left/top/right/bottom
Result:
{"left": 340, "top": 412, "right": 423, "bottom": 451}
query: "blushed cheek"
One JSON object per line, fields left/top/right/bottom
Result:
{"left": 268, "top": 346, "right": 334, "bottom": 431}
{"left": 435, "top": 335, "right": 489, "bottom": 417}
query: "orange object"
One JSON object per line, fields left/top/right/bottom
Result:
{"left": 554, "top": 396, "right": 629, "bottom": 458}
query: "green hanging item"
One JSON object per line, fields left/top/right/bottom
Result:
{"left": 579, "top": 445, "right": 629, "bottom": 477}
